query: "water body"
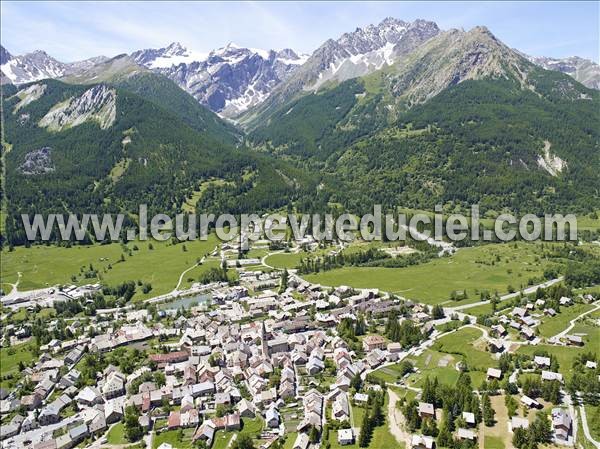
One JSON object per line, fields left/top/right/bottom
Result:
{"left": 157, "top": 294, "right": 211, "bottom": 311}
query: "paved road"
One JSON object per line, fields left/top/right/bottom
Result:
{"left": 448, "top": 277, "right": 564, "bottom": 311}
{"left": 550, "top": 302, "right": 600, "bottom": 340}
{"left": 580, "top": 405, "right": 600, "bottom": 448}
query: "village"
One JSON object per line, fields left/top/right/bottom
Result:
{"left": 0, "top": 239, "right": 599, "bottom": 449}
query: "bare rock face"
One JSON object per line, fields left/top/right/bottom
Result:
{"left": 131, "top": 42, "right": 308, "bottom": 117}
{"left": 19, "top": 147, "right": 55, "bottom": 175}
{"left": 39, "top": 85, "right": 116, "bottom": 131}
{"left": 12, "top": 83, "right": 47, "bottom": 112}
{"left": 525, "top": 55, "right": 600, "bottom": 90}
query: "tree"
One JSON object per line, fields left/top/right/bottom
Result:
{"left": 279, "top": 269, "right": 289, "bottom": 293}
{"left": 123, "top": 405, "right": 143, "bottom": 441}
{"left": 358, "top": 409, "right": 373, "bottom": 447}
{"left": 350, "top": 372, "right": 362, "bottom": 392}
{"left": 309, "top": 426, "right": 320, "bottom": 444}
{"left": 231, "top": 434, "right": 255, "bottom": 449}
{"left": 530, "top": 411, "right": 552, "bottom": 444}
{"left": 437, "top": 418, "right": 454, "bottom": 448}
{"left": 482, "top": 394, "right": 495, "bottom": 426}
{"left": 513, "top": 427, "right": 528, "bottom": 448}
{"left": 431, "top": 305, "right": 445, "bottom": 319}
{"left": 371, "top": 397, "right": 384, "bottom": 427}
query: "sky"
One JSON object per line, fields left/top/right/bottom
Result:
{"left": 1, "top": 1, "right": 598, "bottom": 62}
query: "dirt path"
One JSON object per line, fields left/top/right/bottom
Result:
{"left": 387, "top": 388, "right": 413, "bottom": 448}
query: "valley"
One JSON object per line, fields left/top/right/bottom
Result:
{"left": 1, "top": 7, "right": 600, "bottom": 449}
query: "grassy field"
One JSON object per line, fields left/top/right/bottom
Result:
{"left": 106, "top": 423, "right": 127, "bottom": 445}
{"left": 264, "top": 247, "right": 335, "bottom": 269}
{"left": 517, "top": 343, "right": 600, "bottom": 381}
{"left": 152, "top": 428, "right": 195, "bottom": 449}
{"left": 537, "top": 303, "right": 596, "bottom": 338}
{"left": 484, "top": 435, "right": 505, "bottom": 449}
{"left": 326, "top": 393, "right": 402, "bottom": 449}
{"left": 1, "top": 235, "right": 219, "bottom": 300}
{"left": 210, "top": 417, "right": 263, "bottom": 449}
{"left": 408, "top": 327, "right": 495, "bottom": 387}
{"left": 585, "top": 405, "right": 600, "bottom": 442}
{"left": 377, "top": 328, "right": 496, "bottom": 389}
{"left": 431, "top": 327, "right": 496, "bottom": 370}
{"left": 0, "top": 340, "right": 37, "bottom": 387}
{"left": 304, "top": 242, "right": 552, "bottom": 305}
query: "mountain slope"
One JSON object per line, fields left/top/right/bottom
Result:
{"left": 1, "top": 79, "right": 318, "bottom": 246}
{"left": 131, "top": 42, "right": 308, "bottom": 117}
{"left": 247, "top": 25, "right": 600, "bottom": 214}
{"left": 525, "top": 54, "right": 600, "bottom": 90}
{"left": 61, "top": 54, "right": 240, "bottom": 145}
{"left": 240, "top": 18, "right": 440, "bottom": 126}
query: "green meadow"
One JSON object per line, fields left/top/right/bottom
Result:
{"left": 536, "top": 303, "right": 596, "bottom": 338}
{"left": 304, "top": 242, "right": 552, "bottom": 305}
{"left": 1, "top": 235, "right": 219, "bottom": 300}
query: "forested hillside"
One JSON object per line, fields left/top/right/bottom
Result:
{"left": 246, "top": 30, "right": 600, "bottom": 215}
{"left": 0, "top": 79, "right": 318, "bottom": 246}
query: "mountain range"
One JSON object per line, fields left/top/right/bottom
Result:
{"left": 1, "top": 17, "right": 599, "bottom": 246}
{"left": 1, "top": 18, "right": 599, "bottom": 116}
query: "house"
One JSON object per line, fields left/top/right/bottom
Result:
{"left": 559, "top": 297, "right": 572, "bottom": 306}
{"left": 551, "top": 408, "right": 572, "bottom": 442}
{"left": 521, "top": 395, "right": 541, "bottom": 409}
{"left": 511, "top": 416, "right": 530, "bottom": 431}
{"left": 77, "top": 386, "right": 103, "bottom": 406}
{"left": 21, "top": 393, "right": 42, "bottom": 410}
{"left": 193, "top": 421, "right": 216, "bottom": 444}
{"left": 337, "top": 428, "right": 355, "bottom": 446}
{"left": 418, "top": 402, "right": 435, "bottom": 419}
{"left": 566, "top": 335, "right": 583, "bottom": 346}
{"left": 362, "top": 335, "right": 386, "bottom": 352}
{"left": 512, "top": 307, "right": 528, "bottom": 318}
{"left": 69, "top": 423, "right": 89, "bottom": 445}
{"left": 411, "top": 434, "right": 435, "bottom": 449}
{"left": 265, "top": 405, "right": 280, "bottom": 428}
{"left": 520, "top": 327, "right": 535, "bottom": 340}
{"left": 102, "top": 372, "right": 125, "bottom": 399}
{"left": 306, "top": 357, "right": 325, "bottom": 375}
{"left": 105, "top": 399, "right": 124, "bottom": 423}
{"left": 354, "top": 392, "right": 369, "bottom": 404}
{"left": 462, "top": 412, "right": 476, "bottom": 427}
{"left": 491, "top": 324, "right": 507, "bottom": 337}
{"left": 457, "top": 428, "right": 477, "bottom": 441}
{"left": 332, "top": 393, "right": 350, "bottom": 421}
{"left": 237, "top": 398, "right": 256, "bottom": 418}
{"left": 293, "top": 432, "right": 310, "bottom": 449}
{"left": 149, "top": 351, "right": 189, "bottom": 367}
{"left": 181, "top": 409, "right": 200, "bottom": 428}
{"left": 586, "top": 360, "right": 598, "bottom": 369}
{"left": 0, "top": 423, "right": 19, "bottom": 441}
{"left": 168, "top": 411, "right": 181, "bottom": 430}
{"left": 486, "top": 368, "right": 502, "bottom": 380}
{"left": 488, "top": 340, "right": 505, "bottom": 353}
{"left": 534, "top": 356, "right": 551, "bottom": 368}
{"left": 541, "top": 371, "right": 563, "bottom": 383}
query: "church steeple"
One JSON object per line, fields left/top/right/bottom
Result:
{"left": 261, "top": 320, "right": 269, "bottom": 358}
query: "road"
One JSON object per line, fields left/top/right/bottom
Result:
{"left": 387, "top": 388, "right": 413, "bottom": 448}
{"left": 579, "top": 405, "right": 600, "bottom": 448}
{"left": 448, "top": 277, "right": 564, "bottom": 311}
{"left": 550, "top": 302, "right": 600, "bottom": 340}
